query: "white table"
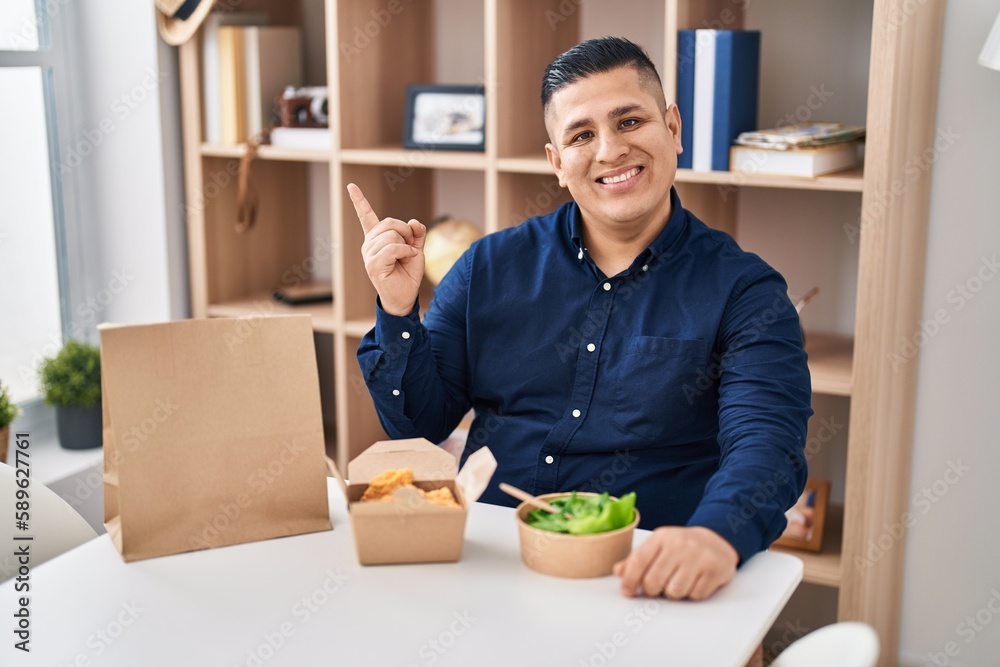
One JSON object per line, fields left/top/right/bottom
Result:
{"left": 1, "top": 480, "right": 801, "bottom": 667}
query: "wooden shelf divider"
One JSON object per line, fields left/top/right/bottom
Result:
{"left": 772, "top": 504, "right": 844, "bottom": 588}
{"left": 200, "top": 142, "right": 332, "bottom": 163}
{"left": 497, "top": 155, "right": 863, "bottom": 192}
{"left": 206, "top": 293, "right": 336, "bottom": 334}
{"left": 806, "top": 333, "right": 855, "bottom": 397}
{"left": 340, "top": 146, "right": 488, "bottom": 171}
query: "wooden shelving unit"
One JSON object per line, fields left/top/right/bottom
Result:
{"left": 200, "top": 142, "right": 332, "bottom": 163}
{"left": 773, "top": 504, "right": 845, "bottom": 588}
{"left": 498, "top": 156, "right": 865, "bottom": 191}
{"left": 676, "top": 166, "right": 865, "bottom": 193}
{"left": 176, "top": 1, "right": 944, "bottom": 663}
{"left": 206, "top": 293, "right": 336, "bottom": 333}
{"left": 806, "top": 333, "right": 855, "bottom": 397}
{"left": 339, "top": 146, "right": 489, "bottom": 170}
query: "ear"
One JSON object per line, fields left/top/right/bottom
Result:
{"left": 545, "top": 143, "right": 567, "bottom": 188}
{"left": 665, "top": 103, "right": 683, "bottom": 155}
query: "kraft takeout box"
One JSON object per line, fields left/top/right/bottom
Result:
{"left": 329, "top": 438, "right": 496, "bottom": 565}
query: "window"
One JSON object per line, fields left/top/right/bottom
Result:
{"left": 0, "top": 1, "right": 73, "bottom": 405}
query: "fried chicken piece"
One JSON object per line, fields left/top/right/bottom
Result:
{"left": 360, "top": 468, "right": 414, "bottom": 501}
{"left": 358, "top": 468, "right": 462, "bottom": 509}
{"left": 422, "top": 486, "right": 461, "bottom": 509}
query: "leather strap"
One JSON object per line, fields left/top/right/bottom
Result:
{"left": 235, "top": 127, "right": 272, "bottom": 233}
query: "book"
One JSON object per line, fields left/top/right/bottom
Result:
{"left": 688, "top": 29, "right": 761, "bottom": 171}
{"left": 269, "top": 127, "right": 332, "bottom": 151}
{"left": 676, "top": 30, "right": 696, "bottom": 169}
{"left": 730, "top": 141, "right": 861, "bottom": 178}
{"left": 691, "top": 29, "right": 716, "bottom": 171}
{"left": 273, "top": 281, "right": 333, "bottom": 305}
{"left": 202, "top": 12, "right": 268, "bottom": 144}
{"left": 736, "top": 122, "right": 866, "bottom": 150}
{"left": 216, "top": 26, "right": 302, "bottom": 144}
{"left": 217, "top": 26, "right": 247, "bottom": 145}
{"left": 242, "top": 27, "right": 303, "bottom": 136}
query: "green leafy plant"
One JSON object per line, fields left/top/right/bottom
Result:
{"left": 527, "top": 491, "right": 637, "bottom": 535}
{"left": 0, "top": 381, "right": 19, "bottom": 428}
{"left": 39, "top": 341, "right": 102, "bottom": 409}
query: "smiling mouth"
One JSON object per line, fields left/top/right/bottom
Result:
{"left": 598, "top": 167, "right": 643, "bottom": 185}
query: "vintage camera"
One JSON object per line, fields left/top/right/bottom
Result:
{"left": 278, "top": 86, "right": 329, "bottom": 128}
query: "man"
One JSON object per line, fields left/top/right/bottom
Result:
{"left": 350, "top": 37, "right": 811, "bottom": 600}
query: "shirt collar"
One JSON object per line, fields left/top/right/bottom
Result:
{"left": 566, "top": 186, "right": 688, "bottom": 274}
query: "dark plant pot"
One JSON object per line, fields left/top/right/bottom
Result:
{"left": 56, "top": 406, "right": 103, "bottom": 450}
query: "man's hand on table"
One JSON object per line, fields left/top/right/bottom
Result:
{"left": 613, "top": 526, "right": 738, "bottom": 600}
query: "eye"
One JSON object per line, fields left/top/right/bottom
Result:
{"left": 572, "top": 130, "right": 594, "bottom": 143}
{"left": 620, "top": 118, "right": 640, "bottom": 129}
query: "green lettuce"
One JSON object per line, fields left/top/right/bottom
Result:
{"left": 526, "top": 492, "right": 636, "bottom": 534}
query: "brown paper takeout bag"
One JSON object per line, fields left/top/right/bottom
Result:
{"left": 99, "top": 315, "right": 331, "bottom": 562}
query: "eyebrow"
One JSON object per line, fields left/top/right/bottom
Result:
{"left": 562, "top": 103, "right": 645, "bottom": 137}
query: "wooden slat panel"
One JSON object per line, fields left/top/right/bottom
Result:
{"left": 339, "top": 334, "right": 389, "bottom": 470}
{"left": 202, "top": 158, "right": 310, "bottom": 303}
{"left": 336, "top": 0, "right": 433, "bottom": 149}
{"left": 674, "top": 181, "right": 738, "bottom": 238}
{"left": 179, "top": 40, "right": 207, "bottom": 317}
{"left": 496, "top": 0, "right": 579, "bottom": 157}
{"left": 497, "top": 172, "right": 571, "bottom": 230}
{"left": 841, "top": 2, "right": 945, "bottom": 663}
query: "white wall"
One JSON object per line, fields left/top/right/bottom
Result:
{"left": 61, "top": 1, "right": 186, "bottom": 333}
{"left": 899, "top": 1, "right": 1000, "bottom": 665}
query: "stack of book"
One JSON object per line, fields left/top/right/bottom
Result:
{"left": 730, "top": 122, "right": 865, "bottom": 178}
{"left": 677, "top": 29, "right": 761, "bottom": 172}
{"left": 202, "top": 12, "right": 303, "bottom": 144}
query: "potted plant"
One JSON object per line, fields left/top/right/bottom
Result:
{"left": 0, "top": 381, "right": 19, "bottom": 463}
{"left": 39, "top": 341, "right": 102, "bottom": 450}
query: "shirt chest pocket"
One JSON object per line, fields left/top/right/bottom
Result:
{"left": 613, "top": 336, "right": 709, "bottom": 441}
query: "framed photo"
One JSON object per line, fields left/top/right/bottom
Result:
{"left": 773, "top": 478, "right": 830, "bottom": 552}
{"left": 403, "top": 84, "right": 486, "bottom": 152}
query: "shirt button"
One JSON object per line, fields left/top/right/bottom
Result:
{"left": 401, "top": 331, "right": 411, "bottom": 340}
{"left": 642, "top": 264, "right": 649, "bottom": 272}
{"left": 545, "top": 455, "right": 554, "bottom": 464}
{"left": 603, "top": 282, "right": 611, "bottom": 291}
{"left": 392, "top": 389, "right": 400, "bottom": 396}
{"left": 586, "top": 343, "right": 596, "bottom": 352}
{"left": 572, "top": 409, "right": 581, "bottom": 418}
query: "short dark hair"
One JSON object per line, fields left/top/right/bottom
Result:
{"left": 541, "top": 37, "right": 665, "bottom": 114}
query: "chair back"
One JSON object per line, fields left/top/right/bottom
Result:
{"left": 772, "top": 622, "right": 880, "bottom": 667}
{"left": 0, "top": 462, "right": 98, "bottom": 582}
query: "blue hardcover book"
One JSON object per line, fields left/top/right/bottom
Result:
{"left": 711, "top": 30, "right": 760, "bottom": 170}
{"left": 676, "top": 30, "right": 697, "bottom": 170}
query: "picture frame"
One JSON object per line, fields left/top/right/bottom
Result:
{"left": 773, "top": 478, "right": 830, "bottom": 552}
{"left": 403, "top": 84, "right": 486, "bottom": 152}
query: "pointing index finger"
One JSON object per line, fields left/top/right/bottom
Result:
{"left": 347, "top": 183, "right": 379, "bottom": 234}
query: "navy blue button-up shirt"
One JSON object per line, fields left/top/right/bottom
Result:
{"left": 358, "top": 187, "right": 812, "bottom": 564}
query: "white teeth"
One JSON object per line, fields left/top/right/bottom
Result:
{"left": 601, "top": 167, "right": 640, "bottom": 184}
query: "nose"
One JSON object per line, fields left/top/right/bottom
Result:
{"left": 595, "top": 131, "right": 628, "bottom": 164}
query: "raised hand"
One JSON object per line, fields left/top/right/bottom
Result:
{"left": 348, "top": 183, "right": 426, "bottom": 316}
